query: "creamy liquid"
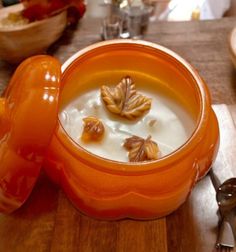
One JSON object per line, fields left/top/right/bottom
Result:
{"left": 60, "top": 89, "right": 195, "bottom": 162}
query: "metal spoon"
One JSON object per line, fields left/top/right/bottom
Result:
{"left": 217, "top": 178, "right": 236, "bottom": 212}
{"left": 209, "top": 169, "right": 236, "bottom": 248}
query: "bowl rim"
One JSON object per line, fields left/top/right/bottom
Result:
{"left": 56, "top": 39, "right": 211, "bottom": 175}
{"left": 0, "top": 3, "right": 67, "bottom": 32}
{"left": 229, "top": 26, "right": 236, "bottom": 64}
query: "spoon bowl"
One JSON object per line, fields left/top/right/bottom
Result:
{"left": 217, "top": 178, "right": 236, "bottom": 212}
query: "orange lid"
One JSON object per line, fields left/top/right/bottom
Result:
{"left": 0, "top": 55, "right": 61, "bottom": 213}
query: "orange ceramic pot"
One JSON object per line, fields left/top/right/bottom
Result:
{"left": 43, "top": 40, "right": 219, "bottom": 220}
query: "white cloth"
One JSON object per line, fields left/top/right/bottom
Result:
{"left": 160, "top": 0, "right": 231, "bottom": 21}
{"left": 201, "top": 0, "right": 231, "bottom": 19}
{"left": 212, "top": 104, "right": 236, "bottom": 182}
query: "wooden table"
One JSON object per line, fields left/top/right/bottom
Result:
{"left": 1, "top": 13, "right": 236, "bottom": 252}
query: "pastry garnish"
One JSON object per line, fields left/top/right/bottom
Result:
{"left": 81, "top": 117, "right": 105, "bottom": 142}
{"left": 124, "top": 135, "right": 159, "bottom": 162}
{"left": 101, "top": 76, "right": 152, "bottom": 120}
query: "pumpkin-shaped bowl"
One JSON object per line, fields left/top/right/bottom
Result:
{"left": 42, "top": 40, "right": 219, "bottom": 220}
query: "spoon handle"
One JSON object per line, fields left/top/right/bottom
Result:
{"left": 209, "top": 168, "right": 221, "bottom": 192}
{"left": 216, "top": 214, "right": 235, "bottom": 248}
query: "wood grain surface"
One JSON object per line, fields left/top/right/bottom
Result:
{"left": 1, "top": 6, "right": 236, "bottom": 252}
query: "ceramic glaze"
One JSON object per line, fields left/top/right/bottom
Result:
{"left": 46, "top": 40, "right": 219, "bottom": 219}
{"left": 0, "top": 40, "right": 219, "bottom": 219}
{"left": 60, "top": 87, "right": 195, "bottom": 162}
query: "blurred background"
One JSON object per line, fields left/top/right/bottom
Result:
{"left": 85, "top": 0, "right": 235, "bottom": 21}
{"left": 0, "top": 0, "right": 236, "bottom": 21}
{"left": 1, "top": 0, "right": 236, "bottom": 63}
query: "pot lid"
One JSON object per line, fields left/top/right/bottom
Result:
{"left": 0, "top": 55, "right": 61, "bottom": 213}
